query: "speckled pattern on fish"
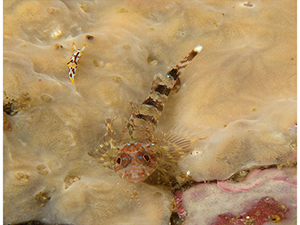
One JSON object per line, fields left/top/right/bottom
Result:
{"left": 99, "top": 46, "right": 202, "bottom": 183}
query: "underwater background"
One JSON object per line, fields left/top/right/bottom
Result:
{"left": 3, "top": 0, "right": 296, "bottom": 224}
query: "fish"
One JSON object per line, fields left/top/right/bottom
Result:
{"left": 99, "top": 45, "right": 203, "bottom": 183}
{"left": 67, "top": 42, "right": 86, "bottom": 84}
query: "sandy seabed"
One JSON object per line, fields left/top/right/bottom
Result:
{"left": 3, "top": 0, "right": 296, "bottom": 225}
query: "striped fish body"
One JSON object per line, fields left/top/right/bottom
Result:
{"left": 102, "top": 46, "right": 202, "bottom": 183}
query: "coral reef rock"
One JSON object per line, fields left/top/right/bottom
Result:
{"left": 4, "top": 0, "right": 296, "bottom": 224}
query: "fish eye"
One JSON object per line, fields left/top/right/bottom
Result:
{"left": 135, "top": 151, "right": 151, "bottom": 165}
{"left": 116, "top": 157, "right": 121, "bottom": 164}
{"left": 143, "top": 154, "right": 150, "bottom": 162}
{"left": 115, "top": 153, "right": 131, "bottom": 168}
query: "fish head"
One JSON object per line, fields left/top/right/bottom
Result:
{"left": 113, "top": 142, "right": 158, "bottom": 183}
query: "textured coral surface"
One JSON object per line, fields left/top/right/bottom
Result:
{"left": 4, "top": 0, "right": 296, "bottom": 224}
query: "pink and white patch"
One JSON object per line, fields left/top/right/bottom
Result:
{"left": 173, "top": 190, "right": 187, "bottom": 219}
{"left": 217, "top": 168, "right": 297, "bottom": 193}
{"left": 181, "top": 167, "right": 296, "bottom": 224}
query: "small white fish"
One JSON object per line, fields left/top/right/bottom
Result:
{"left": 67, "top": 42, "right": 86, "bottom": 84}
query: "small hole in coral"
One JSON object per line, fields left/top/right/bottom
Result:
{"left": 243, "top": 1, "right": 254, "bottom": 7}
{"left": 85, "top": 34, "right": 94, "bottom": 40}
{"left": 147, "top": 55, "right": 158, "bottom": 66}
{"left": 268, "top": 215, "right": 281, "bottom": 222}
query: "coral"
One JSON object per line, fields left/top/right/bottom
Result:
{"left": 3, "top": 0, "right": 296, "bottom": 224}
{"left": 179, "top": 99, "right": 296, "bottom": 182}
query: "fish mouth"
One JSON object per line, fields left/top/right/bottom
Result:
{"left": 115, "top": 166, "right": 155, "bottom": 183}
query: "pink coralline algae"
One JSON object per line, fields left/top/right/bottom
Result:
{"left": 217, "top": 168, "right": 297, "bottom": 193}
{"left": 211, "top": 196, "right": 288, "bottom": 225}
{"left": 174, "top": 190, "right": 187, "bottom": 219}
{"left": 169, "top": 190, "right": 187, "bottom": 225}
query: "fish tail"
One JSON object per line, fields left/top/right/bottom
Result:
{"left": 121, "top": 45, "right": 202, "bottom": 142}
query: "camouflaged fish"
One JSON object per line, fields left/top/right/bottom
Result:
{"left": 99, "top": 45, "right": 202, "bottom": 183}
